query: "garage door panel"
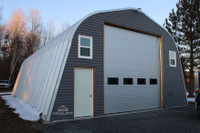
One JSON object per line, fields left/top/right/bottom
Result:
{"left": 104, "top": 25, "right": 160, "bottom": 114}
{"left": 105, "top": 97, "right": 160, "bottom": 114}
{"left": 105, "top": 88, "right": 160, "bottom": 98}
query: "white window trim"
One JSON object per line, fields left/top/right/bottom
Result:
{"left": 169, "top": 51, "right": 177, "bottom": 67}
{"left": 78, "top": 35, "right": 93, "bottom": 59}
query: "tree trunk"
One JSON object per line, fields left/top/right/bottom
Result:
{"left": 9, "top": 53, "right": 16, "bottom": 81}
{"left": 9, "top": 41, "right": 17, "bottom": 82}
{"left": 188, "top": 42, "right": 194, "bottom": 97}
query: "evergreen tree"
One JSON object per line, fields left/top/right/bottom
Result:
{"left": 164, "top": 0, "right": 200, "bottom": 97}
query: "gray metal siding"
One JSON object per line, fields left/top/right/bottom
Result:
{"left": 50, "top": 9, "right": 187, "bottom": 120}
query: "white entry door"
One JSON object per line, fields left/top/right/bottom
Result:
{"left": 74, "top": 67, "right": 93, "bottom": 118}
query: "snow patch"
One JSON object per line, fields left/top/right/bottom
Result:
{"left": 1, "top": 95, "right": 41, "bottom": 121}
{"left": 187, "top": 97, "right": 195, "bottom": 102}
{"left": 186, "top": 92, "right": 195, "bottom": 96}
{"left": 0, "top": 92, "right": 12, "bottom": 95}
{"left": 186, "top": 92, "right": 195, "bottom": 102}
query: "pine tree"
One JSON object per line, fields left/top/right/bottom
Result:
{"left": 164, "top": 0, "right": 200, "bottom": 97}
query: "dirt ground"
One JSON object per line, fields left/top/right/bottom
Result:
{"left": 0, "top": 88, "right": 13, "bottom": 92}
{"left": 0, "top": 89, "right": 198, "bottom": 133}
{"left": 0, "top": 89, "right": 41, "bottom": 133}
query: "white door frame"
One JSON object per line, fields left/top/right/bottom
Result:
{"left": 73, "top": 67, "right": 94, "bottom": 118}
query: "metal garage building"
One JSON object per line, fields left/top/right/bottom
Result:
{"left": 12, "top": 8, "right": 187, "bottom": 121}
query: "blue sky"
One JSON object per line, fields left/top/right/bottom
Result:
{"left": 1, "top": 0, "right": 178, "bottom": 30}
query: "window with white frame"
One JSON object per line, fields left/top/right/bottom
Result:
{"left": 169, "top": 51, "right": 176, "bottom": 67}
{"left": 78, "top": 35, "right": 93, "bottom": 59}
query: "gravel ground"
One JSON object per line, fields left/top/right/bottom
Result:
{"left": 39, "top": 106, "right": 200, "bottom": 133}
{"left": 1, "top": 90, "right": 200, "bottom": 133}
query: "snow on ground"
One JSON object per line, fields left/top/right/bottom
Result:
{"left": 0, "top": 92, "right": 12, "bottom": 95}
{"left": 186, "top": 92, "right": 195, "bottom": 102}
{"left": 0, "top": 91, "right": 195, "bottom": 121}
{"left": 1, "top": 95, "right": 41, "bottom": 121}
{"left": 186, "top": 92, "right": 195, "bottom": 96}
{"left": 187, "top": 97, "right": 195, "bottom": 102}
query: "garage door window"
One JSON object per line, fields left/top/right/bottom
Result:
{"left": 137, "top": 78, "right": 146, "bottom": 85}
{"left": 78, "top": 35, "right": 93, "bottom": 59}
{"left": 123, "top": 78, "right": 133, "bottom": 85}
{"left": 150, "top": 79, "right": 157, "bottom": 85}
{"left": 108, "top": 78, "right": 118, "bottom": 85}
{"left": 169, "top": 51, "right": 176, "bottom": 67}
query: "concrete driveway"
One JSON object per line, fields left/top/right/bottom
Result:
{"left": 38, "top": 106, "right": 200, "bottom": 133}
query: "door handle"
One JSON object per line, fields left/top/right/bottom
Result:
{"left": 89, "top": 95, "right": 92, "bottom": 97}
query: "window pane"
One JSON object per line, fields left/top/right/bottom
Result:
{"left": 80, "top": 47, "right": 90, "bottom": 56}
{"left": 169, "top": 51, "right": 176, "bottom": 67}
{"left": 170, "top": 59, "right": 175, "bottom": 65}
{"left": 137, "top": 78, "right": 146, "bottom": 85}
{"left": 150, "top": 79, "right": 157, "bottom": 85}
{"left": 108, "top": 78, "right": 118, "bottom": 85}
{"left": 123, "top": 78, "right": 133, "bottom": 85}
{"left": 170, "top": 53, "right": 175, "bottom": 59}
{"left": 80, "top": 37, "right": 90, "bottom": 47}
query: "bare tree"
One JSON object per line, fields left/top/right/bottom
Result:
{"left": 41, "top": 20, "right": 56, "bottom": 46}
{"left": 0, "top": 6, "right": 3, "bottom": 56}
{"left": 59, "top": 22, "right": 70, "bottom": 33}
{"left": 6, "top": 8, "right": 27, "bottom": 81}
{"left": 25, "top": 9, "right": 42, "bottom": 56}
{"left": 0, "top": 6, "right": 9, "bottom": 80}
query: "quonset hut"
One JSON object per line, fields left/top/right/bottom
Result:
{"left": 12, "top": 8, "right": 187, "bottom": 121}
